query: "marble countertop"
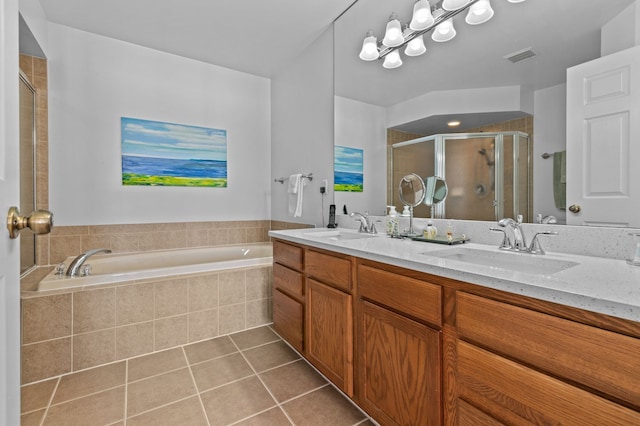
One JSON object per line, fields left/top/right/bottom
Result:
{"left": 269, "top": 228, "right": 640, "bottom": 323}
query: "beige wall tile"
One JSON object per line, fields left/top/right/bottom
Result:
{"left": 22, "top": 337, "right": 71, "bottom": 384}
{"left": 219, "top": 270, "right": 245, "bottom": 306}
{"left": 22, "top": 294, "right": 71, "bottom": 344}
{"left": 51, "top": 226, "right": 89, "bottom": 236}
{"left": 49, "top": 235, "right": 82, "bottom": 264}
{"left": 21, "top": 378, "right": 58, "bottom": 413}
{"left": 154, "top": 315, "right": 188, "bottom": 351}
{"left": 247, "top": 227, "right": 269, "bottom": 243}
{"left": 73, "top": 329, "right": 116, "bottom": 371}
{"left": 110, "top": 233, "right": 140, "bottom": 252}
{"left": 138, "top": 230, "right": 186, "bottom": 251}
{"left": 80, "top": 235, "right": 112, "bottom": 252}
{"left": 89, "top": 223, "right": 155, "bottom": 234}
{"left": 188, "top": 274, "right": 218, "bottom": 312}
{"left": 155, "top": 278, "right": 188, "bottom": 318}
{"left": 186, "top": 229, "right": 209, "bottom": 247}
{"left": 44, "top": 386, "right": 125, "bottom": 425}
{"left": 246, "top": 299, "right": 272, "bottom": 328}
{"left": 219, "top": 304, "right": 245, "bottom": 335}
{"left": 73, "top": 288, "right": 115, "bottom": 333}
{"left": 228, "top": 228, "right": 248, "bottom": 244}
{"left": 19, "top": 54, "right": 33, "bottom": 76}
{"left": 154, "top": 222, "right": 187, "bottom": 232}
{"left": 188, "top": 309, "right": 218, "bottom": 343}
{"left": 116, "top": 283, "right": 154, "bottom": 326}
{"left": 127, "top": 368, "right": 195, "bottom": 417}
{"left": 246, "top": 267, "right": 272, "bottom": 301}
{"left": 116, "top": 322, "right": 154, "bottom": 360}
{"left": 35, "top": 235, "right": 49, "bottom": 266}
{"left": 208, "top": 228, "right": 229, "bottom": 246}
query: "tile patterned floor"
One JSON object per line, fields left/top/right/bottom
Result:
{"left": 21, "top": 326, "right": 373, "bottom": 426}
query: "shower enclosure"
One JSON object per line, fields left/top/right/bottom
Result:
{"left": 389, "top": 131, "right": 531, "bottom": 222}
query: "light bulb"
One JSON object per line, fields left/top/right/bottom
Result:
{"left": 382, "top": 13, "right": 405, "bottom": 47}
{"left": 465, "top": 0, "right": 494, "bottom": 25}
{"left": 410, "top": 0, "right": 434, "bottom": 31}
{"left": 405, "top": 35, "right": 426, "bottom": 57}
{"left": 383, "top": 50, "right": 403, "bottom": 69}
{"left": 359, "top": 30, "right": 379, "bottom": 61}
{"left": 432, "top": 17, "right": 456, "bottom": 42}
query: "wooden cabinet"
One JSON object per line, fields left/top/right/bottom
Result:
{"left": 306, "top": 278, "right": 353, "bottom": 395}
{"left": 454, "top": 291, "right": 640, "bottom": 425}
{"left": 356, "top": 261, "right": 442, "bottom": 426}
{"left": 272, "top": 240, "right": 304, "bottom": 353}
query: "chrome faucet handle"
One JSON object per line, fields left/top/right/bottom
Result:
{"left": 369, "top": 222, "right": 377, "bottom": 234}
{"left": 54, "top": 263, "right": 66, "bottom": 276}
{"left": 528, "top": 231, "right": 558, "bottom": 255}
{"left": 490, "top": 227, "right": 511, "bottom": 249}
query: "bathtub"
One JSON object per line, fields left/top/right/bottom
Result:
{"left": 38, "top": 243, "right": 273, "bottom": 291}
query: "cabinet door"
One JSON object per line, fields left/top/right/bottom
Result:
{"left": 358, "top": 300, "right": 441, "bottom": 426}
{"left": 306, "top": 278, "right": 353, "bottom": 396}
{"left": 273, "top": 289, "right": 303, "bottom": 353}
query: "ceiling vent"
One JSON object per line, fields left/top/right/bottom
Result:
{"left": 504, "top": 47, "right": 536, "bottom": 63}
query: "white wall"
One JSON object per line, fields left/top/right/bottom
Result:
{"left": 533, "top": 83, "right": 567, "bottom": 224}
{"left": 601, "top": 0, "right": 640, "bottom": 56}
{"left": 334, "top": 96, "right": 387, "bottom": 216}
{"left": 48, "top": 24, "right": 271, "bottom": 226}
{"left": 19, "top": 0, "right": 48, "bottom": 55}
{"left": 270, "top": 27, "right": 334, "bottom": 226}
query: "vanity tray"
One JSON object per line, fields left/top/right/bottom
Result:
{"left": 411, "top": 235, "right": 469, "bottom": 245}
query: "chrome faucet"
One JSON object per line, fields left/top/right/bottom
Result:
{"left": 66, "top": 248, "right": 112, "bottom": 276}
{"left": 349, "top": 212, "right": 377, "bottom": 234}
{"left": 491, "top": 216, "right": 557, "bottom": 254}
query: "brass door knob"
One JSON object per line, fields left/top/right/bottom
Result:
{"left": 6, "top": 207, "right": 54, "bottom": 239}
{"left": 568, "top": 204, "right": 581, "bottom": 213}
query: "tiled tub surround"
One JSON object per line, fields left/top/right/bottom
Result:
{"left": 21, "top": 326, "right": 372, "bottom": 426}
{"left": 21, "top": 266, "right": 273, "bottom": 384}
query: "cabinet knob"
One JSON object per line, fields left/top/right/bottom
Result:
{"left": 568, "top": 204, "right": 581, "bottom": 214}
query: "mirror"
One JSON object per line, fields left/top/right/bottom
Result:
{"left": 424, "top": 176, "right": 447, "bottom": 207}
{"left": 398, "top": 173, "right": 426, "bottom": 236}
{"left": 334, "top": 0, "right": 636, "bottom": 225}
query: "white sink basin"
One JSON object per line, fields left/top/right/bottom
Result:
{"left": 424, "top": 247, "right": 579, "bottom": 275}
{"left": 304, "top": 230, "right": 379, "bottom": 241}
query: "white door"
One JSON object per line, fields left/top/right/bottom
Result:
{"left": 1, "top": 0, "right": 23, "bottom": 423}
{"left": 566, "top": 44, "right": 640, "bottom": 227}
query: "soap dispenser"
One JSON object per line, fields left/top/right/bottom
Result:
{"left": 386, "top": 206, "right": 399, "bottom": 236}
{"left": 401, "top": 205, "right": 411, "bottom": 217}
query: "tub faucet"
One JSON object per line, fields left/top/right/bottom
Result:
{"left": 349, "top": 212, "right": 377, "bottom": 234}
{"left": 66, "top": 248, "right": 112, "bottom": 276}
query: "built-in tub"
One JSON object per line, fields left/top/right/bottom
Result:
{"left": 38, "top": 243, "right": 273, "bottom": 291}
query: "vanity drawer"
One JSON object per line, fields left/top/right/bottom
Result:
{"left": 273, "top": 289, "right": 303, "bottom": 353}
{"left": 357, "top": 263, "right": 442, "bottom": 327}
{"left": 458, "top": 341, "right": 640, "bottom": 425}
{"left": 456, "top": 291, "right": 640, "bottom": 408}
{"left": 273, "top": 240, "right": 303, "bottom": 271}
{"left": 305, "top": 249, "right": 352, "bottom": 292}
{"left": 273, "top": 262, "right": 303, "bottom": 300}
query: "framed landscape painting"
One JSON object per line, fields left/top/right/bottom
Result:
{"left": 334, "top": 146, "right": 363, "bottom": 192}
{"left": 121, "top": 117, "right": 227, "bottom": 187}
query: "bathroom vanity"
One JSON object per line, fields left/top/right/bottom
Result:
{"left": 270, "top": 228, "right": 640, "bottom": 426}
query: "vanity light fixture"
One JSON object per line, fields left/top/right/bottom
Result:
{"left": 360, "top": 0, "right": 525, "bottom": 69}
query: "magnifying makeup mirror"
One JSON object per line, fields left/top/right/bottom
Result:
{"left": 399, "top": 173, "right": 426, "bottom": 236}
{"left": 424, "top": 176, "right": 448, "bottom": 218}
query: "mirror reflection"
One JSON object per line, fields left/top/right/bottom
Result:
{"left": 398, "top": 173, "right": 426, "bottom": 236}
{"left": 334, "top": 0, "right": 637, "bottom": 225}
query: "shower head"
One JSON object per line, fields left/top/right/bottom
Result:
{"left": 478, "top": 148, "right": 486, "bottom": 155}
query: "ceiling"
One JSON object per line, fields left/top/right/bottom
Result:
{"left": 38, "top": 0, "right": 355, "bottom": 78}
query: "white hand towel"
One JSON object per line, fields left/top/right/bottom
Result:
{"left": 288, "top": 174, "right": 304, "bottom": 217}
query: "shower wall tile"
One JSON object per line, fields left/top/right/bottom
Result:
{"left": 22, "top": 293, "right": 71, "bottom": 344}
{"left": 73, "top": 329, "right": 116, "bottom": 371}
{"left": 73, "top": 288, "right": 115, "bottom": 334}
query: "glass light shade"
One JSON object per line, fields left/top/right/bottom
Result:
{"left": 383, "top": 50, "right": 403, "bottom": 69}
{"left": 405, "top": 35, "right": 426, "bottom": 56}
{"left": 465, "top": 0, "right": 494, "bottom": 25}
{"left": 432, "top": 18, "right": 456, "bottom": 42}
{"left": 442, "top": 0, "right": 471, "bottom": 11}
{"left": 410, "top": 0, "right": 434, "bottom": 31}
{"left": 382, "top": 14, "right": 404, "bottom": 47}
{"left": 508, "top": 0, "right": 526, "bottom": 2}
{"left": 359, "top": 31, "right": 379, "bottom": 61}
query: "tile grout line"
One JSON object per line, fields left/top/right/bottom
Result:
{"left": 182, "top": 345, "right": 212, "bottom": 426}
{"left": 38, "top": 376, "right": 60, "bottom": 426}
{"left": 229, "top": 336, "right": 296, "bottom": 425}
{"left": 123, "top": 358, "right": 129, "bottom": 426}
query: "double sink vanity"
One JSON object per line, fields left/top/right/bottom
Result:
{"left": 269, "top": 225, "right": 640, "bottom": 425}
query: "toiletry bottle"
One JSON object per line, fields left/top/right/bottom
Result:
{"left": 401, "top": 206, "right": 411, "bottom": 217}
{"left": 446, "top": 220, "right": 453, "bottom": 241}
{"left": 386, "top": 206, "right": 399, "bottom": 236}
{"left": 423, "top": 219, "right": 438, "bottom": 239}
